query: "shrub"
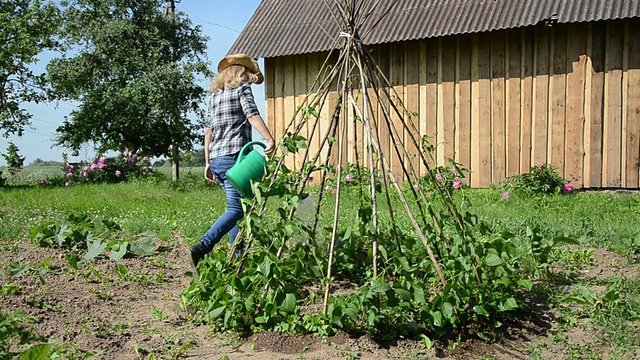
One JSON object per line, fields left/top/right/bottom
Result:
{"left": 502, "top": 164, "right": 573, "bottom": 197}
{"left": 1, "top": 141, "right": 25, "bottom": 175}
{"left": 41, "top": 152, "right": 158, "bottom": 187}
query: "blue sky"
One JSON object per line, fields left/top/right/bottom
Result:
{"left": 0, "top": 0, "right": 264, "bottom": 166}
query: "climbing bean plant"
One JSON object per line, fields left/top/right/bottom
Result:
{"left": 181, "top": 133, "right": 537, "bottom": 340}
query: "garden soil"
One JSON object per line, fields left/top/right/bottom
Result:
{"left": 1, "top": 236, "right": 635, "bottom": 359}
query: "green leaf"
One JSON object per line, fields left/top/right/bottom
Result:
{"left": 517, "top": 279, "right": 534, "bottom": 291}
{"left": 430, "top": 310, "right": 443, "bottom": 327}
{"left": 503, "top": 297, "right": 518, "bottom": 311}
{"left": 209, "top": 305, "right": 226, "bottom": 319}
{"left": 85, "top": 240, "right": 107, "bottom": 260}
{"left": 552, "top": 236, "right": 579, "bottom": 246}
{"left": 485, "top": 253, "right": 504, "bottom": 266}
{"left": 395, "top": 289, "right": 411, "bottom": 301}
{"left": 398, "top": 256, "right": 412, "bottom": 272}
{"left": 56, "top": 223, "right": 71, "bottom": 247}
{"left": 441, "top": 302, "right": 455, "bottom": 322}
{"left": 280, "top": 293, "right": 296, "bottom": 314}
{"left": 129, "top": 236, "right": 156, "bottom": 257}
{"left": 343, "top": 305, "right": 359, "bottom": 320}
{"left": 473, "top": 305, "right": 489, "bottom": 317}
{"left": 370, "top": 278, "right": 390, "bottom": 293}
{"left": 413, "top": 286, "right": 426, "bottom": 304}
{"left": 18, "top": 344, "right": 51, "bottom": 360}
{"left": 10, "top": 262, "right": 30, "bottom": 276}
{"left": 259, "top": 257, "right": 274, "bottom": 278}
{"left": 102, "top": 219, "right": 122, "bottom": 232}
{"left": 115, "top": 264, "right": 129, "bottom": 276}
{"left": 109, "top": 242, "right": 128, "bottom": 261}
{"left": 245, "top": 295, "right": 255, "bottom": 313}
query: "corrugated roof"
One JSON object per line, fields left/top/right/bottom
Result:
{"left": 229, "top": 0, "right": 640, "bottom": 59}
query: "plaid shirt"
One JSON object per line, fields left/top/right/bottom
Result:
{"left": 205, "top": 82, "right": 260, "bottom": 158}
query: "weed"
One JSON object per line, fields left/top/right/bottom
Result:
{"left": 0, "top": 310, "right": 48, "bottom": 359}
{"left": 151, "top": 306, "right": 172, "bottom": 323}
{"left": 0, "top": 282, "right": 20, "bottom": 298}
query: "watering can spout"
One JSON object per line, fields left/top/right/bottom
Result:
{"left": 225, "top": 141, "right": 267, "bottom": 198}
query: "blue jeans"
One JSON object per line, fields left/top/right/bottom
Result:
{"left": 200, "top": 152, "right": 244, "bottom": 252}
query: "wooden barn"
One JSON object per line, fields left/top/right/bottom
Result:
{"left": 229, "top": 0, "right": 640, "bottom": 189}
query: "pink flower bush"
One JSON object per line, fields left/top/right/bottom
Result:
{"left": 38, "top": 179, "right": 46, "bottom": 185}
{"left": 453, "top": 180, "right": 462, "bottom": 189}
{"left": 502, "top": 192, "right": 510, "bottom": 200}
{"left": 564, "top": 183, "right": 573, "bottom": 193}
{"left": 435, "top": 173, "right": 443, "bottom": 181}
{"left": 345, "top": 174, "right": 353, "bottom": 183}
{"left": 59, "top": 152, "right": 154, "bottom": 187}
{"left": 308, "top": 175, "right": 315, "bottom": 182}
{"left": 331, "top": 188, "right": 337, "bottom": 194}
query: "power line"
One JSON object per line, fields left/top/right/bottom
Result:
{"left": 31, "top": 116, "right": 60, "bottom": 126}
{"left": 176, "top": 3, "right": 240, "bottom": 33}
{"left": 20, "top": 128, "right": 55, "bottom": 139}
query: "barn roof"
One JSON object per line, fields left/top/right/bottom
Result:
{"left": 229, "top": 0, "right": 640, "bottom": 59}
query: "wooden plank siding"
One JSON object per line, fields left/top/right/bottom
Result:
{"left": 263, "top": 18, "right": 640, "bottom": 188}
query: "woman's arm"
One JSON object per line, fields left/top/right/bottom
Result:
{"left": 248, "top": 114, "right": 275, "bottom": 153}
{"left": 203, "top": 127, "right": 215, "bottom": 182}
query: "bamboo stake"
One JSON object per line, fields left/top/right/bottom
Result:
{"left": 322, "top": 88, "right": 349, "bottom": 315}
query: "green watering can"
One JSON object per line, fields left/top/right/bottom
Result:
{"left": 226, "top": 141, "right": 267, "bottom": 198}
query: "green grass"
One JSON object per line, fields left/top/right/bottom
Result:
{"left": 0, "top": 171, "right": 223, "bottom": 245}
{"left": 465, "top": 189, "right": 640, "bottom": 259}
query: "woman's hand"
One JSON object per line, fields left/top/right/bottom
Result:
{"left": 264, "top": 139, "right": 276, "bottom": 154}
{"left": 204, "top": 165, "right": 216, "bottom": 183}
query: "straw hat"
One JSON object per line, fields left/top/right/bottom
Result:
{"left": 218, "top": 54, "right": 264, "bottom": 84}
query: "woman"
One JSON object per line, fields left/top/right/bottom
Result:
{"left": 189, "top": 54, "right": 275, "bottom": 267}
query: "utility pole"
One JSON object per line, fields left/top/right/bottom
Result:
{"left": 164, "top": 0, "right": 180, "bottom": 181}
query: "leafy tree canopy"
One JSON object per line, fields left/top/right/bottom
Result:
{"left": 0, "top": 0, "right": 61, "bottom": 137}
{"left": 47, "top": 0, "right": 211, "bottom": 158}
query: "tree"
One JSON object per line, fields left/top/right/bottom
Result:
{"left": 47, "top": 0, "right": 211, "bottom": 161}
{"left": 0, "top": 0, "right": 61, "bottom": 137}
{"left": 2, "top": 141, "right": 26, "bottom": 175}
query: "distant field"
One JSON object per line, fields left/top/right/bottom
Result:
{"left": 154, "top": 165, "right": 205, "bottom": 179}
{"left": 1, "top": 164, "right": 206, "bottom": 185}
{"left": 1, "top": 165, "right": 65, "bottom": 186}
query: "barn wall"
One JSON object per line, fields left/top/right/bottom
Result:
{"left": 265, "top": 18, "right": 640, "bottom": 188}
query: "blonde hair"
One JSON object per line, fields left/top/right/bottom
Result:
{"left": 210, "top": 65, "right": 261, "bottom": 93}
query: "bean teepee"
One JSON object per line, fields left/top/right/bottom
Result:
{"left": 239, "top": 0, "right": 479, "bottom": 316}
